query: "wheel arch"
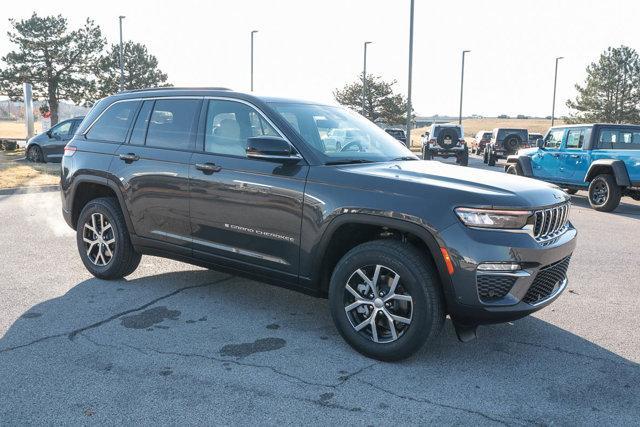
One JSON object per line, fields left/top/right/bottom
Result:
{"left": 69, "top": 175, "right": 134, "bottom": 233}
{"left": 312, "top": 214, "right": 454, "bottom": 304}
{"left": 504, "top": 155, "right": 533, "bottom": 176}
{"left": 585, "top": 159, "right": 631, "bottom": 187}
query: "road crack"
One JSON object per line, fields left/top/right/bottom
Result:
{"left": 0, "top": 276, "right": 232, "bottom": 353}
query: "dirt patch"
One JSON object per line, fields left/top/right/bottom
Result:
{"left": 220, "top": 337, "right": 286, "bottom": 358}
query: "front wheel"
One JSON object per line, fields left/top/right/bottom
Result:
{"left": 27, "top": 145, "right": 44, "bottom": 163}
{"left": 588, "top": 174, "right": 622, "bottom": 212}
{"left": 457, "top": 149, "right": 469, "bottom": 166}
{"left": 76, "top": 197, "right": 141, "bottom": 279}
{"left": 505, "top": 164, "right": 519, "bottom": 175}
{"left": 328, "top": 240, "right": 445, "bottom": 361}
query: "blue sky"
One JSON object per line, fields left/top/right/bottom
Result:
{"left": 1, "top": 0, "right": 639, "bottom": 117}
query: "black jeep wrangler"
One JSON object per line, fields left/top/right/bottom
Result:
{"left": 421, "top": 124, "right": 469, "bottom": 166}
{"left": 484, "top": 128, "right": 529, "bottom": 166}
{"left": 61, "top": 88, "right": 576, "bottom": 360}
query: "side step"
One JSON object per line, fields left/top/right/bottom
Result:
{"left": 453, "top": 323, "right": 478, "bottom": 343}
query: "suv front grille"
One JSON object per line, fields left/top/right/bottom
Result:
{"left": 533, "top": 203, "right": 570, "bottom": 241}
{"left": 523, "top": 256, "right": 571, "bottom": 305}
{"left": 477, "top": 275, "right": 516, "bottom": 302}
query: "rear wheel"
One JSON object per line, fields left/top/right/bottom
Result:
{"left": 457, "top": 149, "right": 469, "bottom": 166}
{"left": 483, "top": 149, "right": 489, "bottom": 164}
{"left": 76, "top": 197, "right": 141, "bottom": 279}
{"left": 329, "top": 240, "right": 445, "bottom": 361}
{"left": 422, "top": 147, "right": 432, "bottom": 160}
{"left": 588, "top": 174, "right": 621, "bottom": 212}
{"left": 487, "top": 148, "right": 496, "bottom": 166}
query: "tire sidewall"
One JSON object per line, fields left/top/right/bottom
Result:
{"left": 588, "top": 174, "right": 621, "bottom": 212}
{"left": 76, "top": 199, "right": 128, "bottom": 278}
{"left": 329, "top": 243, "right": 437, "bottom": 360}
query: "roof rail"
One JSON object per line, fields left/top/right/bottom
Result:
{"left": 121, "top": 87, "right": 232, "bottom": 94}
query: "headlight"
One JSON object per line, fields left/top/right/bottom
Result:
{"left": 455, "top": 207, "right": 532, "bottom": 229}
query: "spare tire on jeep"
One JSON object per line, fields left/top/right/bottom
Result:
{"left": 503, "top": 134, "right": 522, "bottom": 153}
{"left": 437, "top": 128, "right": 459, "bottom": 149}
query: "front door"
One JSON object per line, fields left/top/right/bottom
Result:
{"left": 44, "top": 119, "right": 76, "bottom": 161}
{"left": 110, "top": 98, "right": 201, "bottom": 252}
{"left": 189, "top": 99, "right": 308, "bottom": 279}
{"left": 532, "top": 128, "right": 564, "bottom": 180}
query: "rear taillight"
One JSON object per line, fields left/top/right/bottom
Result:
{"left": 63, "top": 146, "right": 77, "bottom": 157}
{"left": 428, "top": 139, "right": 436, "bottom": 144}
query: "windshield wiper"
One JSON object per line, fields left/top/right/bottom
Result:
{"left": 325, "top": 159, "right": 376, "bottom": 166}
{"left": 391, "top": 156, "right": 419, "bottom": 161}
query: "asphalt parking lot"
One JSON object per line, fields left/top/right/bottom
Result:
{"left": 0, "top": 155, "right": 639, "bottom": 425}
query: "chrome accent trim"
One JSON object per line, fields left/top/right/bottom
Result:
{"left": 533, "top": 202, "right": 570, "bottom": 242}
{"left": 150, "top": 230, "right": 290, "bottom": 265}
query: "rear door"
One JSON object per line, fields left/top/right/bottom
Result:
{"left": 189, "top": 98, "right": 308, "bottom": 279}
{"left": 109, "top": 98, "right": 202, "bottom": 253}
{"left": 532, "top": 128, "right": 564, "bottom": 180}
{"left": 560, "top": 127, "right": 591, "bottom": 183}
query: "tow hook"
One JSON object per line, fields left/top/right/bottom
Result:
{"left": 453, "top": 322, "right": 478, "bottom": 343}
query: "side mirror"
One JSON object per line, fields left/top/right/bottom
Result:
{"left": 246, "top": 136, "right": 301, "bottom": 163}
{"left": 46, "top": 130, "right": 52, "bottom": 138}
{"left": 536, "top": 138, "right": 545, "bottom": 148}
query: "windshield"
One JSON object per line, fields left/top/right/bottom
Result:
{"left": 270, "top": 102, "right": 416, "bottom": 163}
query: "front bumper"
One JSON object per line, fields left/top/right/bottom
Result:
{"left": 438, "top": 220, "right": 577, "bottom": 325}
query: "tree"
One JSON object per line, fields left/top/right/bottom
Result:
{"left": 334, "top": 74, "right": 411, "bottom": 124}
{"left": 566, "top": 46, "right": 640, "bottom": 124}
{"left": 95, "top": 41, "right": 170, "bottom": 98}
{"left": 0, "top": 13, "right": 104, "bottom": 125}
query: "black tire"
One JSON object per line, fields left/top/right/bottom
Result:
{"left": 564, "top": 189, "right": 578, "bottom": 195}
{"left": 588, "top": 174, "right": 622, "bottom": 212}
{"left": 457, "top": 148, "right": 469, "bottom": 166}
{"left": 27, "top": 145, "right": 44, "bottom": 163}
{"left": 505, "top": 164, "right": 521, "bottom": 175}
{"left": 483, "top": 149, "right": 489, "bottom": 164}
{"left": 423, "top": 147, "right": 432, "bottom": 160}
{"left": 76, "top": 197, "right": 141, "bottom": 279}
{"left": 328, "top": 240, "right": 445, "bottom": 361}
{"left": 487, "top": 148, "right": 496, "bottom": 166}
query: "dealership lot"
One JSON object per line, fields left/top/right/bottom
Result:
{"left": 0, "top": 157, "right": 638, "bottom": 424}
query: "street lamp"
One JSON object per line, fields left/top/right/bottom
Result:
{"left": 405, "top": 0, "right": 414, "bottom": 148}
{"left": 551, "top": 56, "right": 563, "bottom": 126}
{"left": 118, "top": 16, "right": 126, "bottom": 92}
{"left": 362, "top": 41, "right": 373, "bottom": 116}
{"left": 251, "top": 30, "right": 258, "bottom": 91}
{"left": 458, "top": 50, "right": 470, "bottom": 125}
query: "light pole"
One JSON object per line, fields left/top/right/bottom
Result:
{"left": 405, "top": 0, "right": 414, "bottom": 148}
{"left": 362, "top": 41, "right": 373, "bottom": 117}
{"left": 118, "top": 16, "right": 125, "bottom": 92}
{"left": 551, "top": 56, "right": 563, "bottom": 126}
{"left": 251, "top": 30, "right": 258, "bottom": 91}
{"left": 118, "top": 16, "right": 126, "bottom": 92}
{"left": 458, "top": 50, "right": 470, "bottom": 125}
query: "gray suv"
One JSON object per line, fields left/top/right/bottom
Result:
{"left": 60, "top": 88, "right": 576, "bottom": 360}
{"left": 25, "top": 116, "right": 84, "bottom": 162}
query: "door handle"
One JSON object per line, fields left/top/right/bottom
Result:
{"left": 119, "top": 153, "right": 139, "bottom": 163}
{"left": 195, "top": 162, "right": 222, "bottom": 174}
{"left": 569, "top": 154, "right": 580, "bottom": 158}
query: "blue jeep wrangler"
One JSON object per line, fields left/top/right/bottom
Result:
{"left": 505, "top": 124, "right": 640, "bottom": 212}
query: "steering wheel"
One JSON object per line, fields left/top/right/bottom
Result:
{"left": 340, "top": 140, "right": 364, "bottom": 152}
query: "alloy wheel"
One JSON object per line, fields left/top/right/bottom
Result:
{"left": 343, "top": 264, "right": 413, "bottom": 344}
{"left": 592, "top": 180, "right": 608, "bottom": 205}
{"left": 82, "top": 213, "right": 116, "bottom": 266}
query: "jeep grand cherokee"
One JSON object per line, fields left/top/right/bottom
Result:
{"left": 61, "top": 88, "right": 577, "bottom": 361}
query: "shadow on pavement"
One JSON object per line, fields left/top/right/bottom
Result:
{"left": 0, "top": 269, "right": 638, "bottom": 424}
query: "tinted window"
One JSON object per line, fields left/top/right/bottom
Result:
{"left": 483, "top": 132, "right": 492, "bottom": 139}
{"left": 545, "top": 129, "right": 564, "bottom": 148}
{"left": 204, "top": 100, "right": 281, "bottom": 157}
{"left": 86, "top": 101, "right": 139, "bottom": 142}
{"left": 50, "top": 120, "right": 73, "bottom": 138}
{"left": 145, "top": 99, "right": 201, "bottom": 150}
{"left": 600, "top": 128, "right": 640, "bottom": 149}
{"left": 129, "top": 101, "right": 154, "bottom": 145}
{"left": 565, "top": 129, "right": 584, "bottom": 149}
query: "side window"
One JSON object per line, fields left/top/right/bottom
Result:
{"left": 129, "top": 101, "right": 154, "bottom": 145}
{"left": 598, "top": 129, "right": 617, "bottom": 149}
{"left": 145, "top": 99, "right": 201, "bottom": 150}
{"left": 86, "top": 101, "right": 139, "bottom": 142}
{"left": 50, "top": 121, "right": 72, "bottom": 138}
{"left": 565, "top": 129, "right": 584, "bottom": 149}
{"left": 544, "top": 129, "right": 564, "bottom": 148}
{"left": 610, "top": 129, "right": 640, "bottom": 149}
{"left": 204, "top": 100, "right": 281, "bottom": 157}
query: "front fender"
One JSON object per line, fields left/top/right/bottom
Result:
{"left": 505, "top": 155, "right": 534, "bottom": 177}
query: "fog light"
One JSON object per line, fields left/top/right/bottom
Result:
{"left": 477, "top": 263, "right": 520, "bottom": 271}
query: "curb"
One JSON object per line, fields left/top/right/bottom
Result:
{"left": 0, "top": 185, "right": 60, "bottom": 196}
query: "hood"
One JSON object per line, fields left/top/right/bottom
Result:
{"left": 517, "top": 147, "right": 539, "bottom": 157}
{"left": 337, "top": 160, "right": 569, "bottom": 209}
